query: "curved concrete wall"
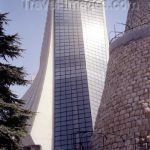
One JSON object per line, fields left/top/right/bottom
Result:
{"left": 22, "top": 8, "right": 55, "bottom": 150}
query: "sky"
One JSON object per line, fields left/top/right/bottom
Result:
{"left": 0, "top": 0, "right": 129, "bottom": 98}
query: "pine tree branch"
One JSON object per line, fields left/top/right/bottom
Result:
{"left": 0, "top": 12, "right": 32, "bottom": 149}
{"left": 0, "top": 13, "right": 9, "bottom": 36}
{"left": 0, "top": 63, "right": 28, "bottom": 86}
{"left": 0, "top": 100, "right": 33, "bottom": 134}
{"left": 0, "top": 34, "right": 24, "bottom": 61}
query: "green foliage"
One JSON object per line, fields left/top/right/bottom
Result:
{"left": 0, "top": 13, "right": 32, "bottom": 150}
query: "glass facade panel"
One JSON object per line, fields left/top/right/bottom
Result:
{"left": 54, "top": 0, "right": 108, "bottom": 150}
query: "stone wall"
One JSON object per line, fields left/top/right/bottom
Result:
{"left": 92, "top": 35, "right": 150, "bottom": 150}
{"left": 92, "top": 0, "right": 150, "bottom": 149}
{"left": 125, "top": 0, "right": 150, "bottom": 31}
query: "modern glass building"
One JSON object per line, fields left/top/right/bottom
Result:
{"left": 23, "top": 0, "right": 108, "bottom": 150}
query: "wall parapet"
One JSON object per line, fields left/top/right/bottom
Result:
{"left": 110, "top": 24, "right": 150, "bottom": 53}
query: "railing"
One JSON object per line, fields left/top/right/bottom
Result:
{"left": 134, "top": 133, "right": 150, "bottom": 150}
{"left": 109, "top": 21, "right": 150, "bottom": 44}
{"left": 23, "top": 145, "right": 41, "bottom": 150}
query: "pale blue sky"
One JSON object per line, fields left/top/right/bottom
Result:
{"left": 0, "top": 0, "right": 128, "bottom": 97}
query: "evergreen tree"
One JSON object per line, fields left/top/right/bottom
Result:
{"left": 0, "top": 13, "right": 32, "bottom": 150}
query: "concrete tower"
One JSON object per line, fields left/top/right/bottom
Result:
{"left": 23, "top": 0, "right": 108, "bottom": 149}
{"left": 92, "top": 0, "right": 150, "bottom": 149}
